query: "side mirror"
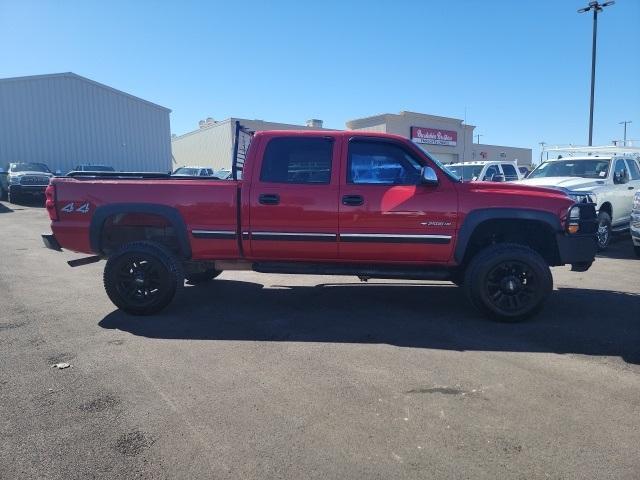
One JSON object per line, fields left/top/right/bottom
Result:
{"left": 420, "top": 166, "right": 439, "bottom": 186}
{"left": 491, "top": 174, "right": 506, "bottom": 182}
{"left": 613, "top": 171, "right": 628, "bottom": 185}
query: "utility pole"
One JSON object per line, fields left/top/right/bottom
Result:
{"left": 475, "top": 134, "right": 483, "bottom": 144}
{"left": 578, "top": 1, "right": 615, "bottom": 146}
{"left": 619, "top": 120, "right": 632, "bottom": 146}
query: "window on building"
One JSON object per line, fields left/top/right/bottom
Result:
{"left": 260, "top": 137, "right": 333, "bottom": 184}
{"left": 501, "top": 164, "right": 519, "bottom": 181}
{"left": 348, "top": 141, "right": 422, "bottom": 185}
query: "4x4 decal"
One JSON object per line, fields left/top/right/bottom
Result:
{"left": 61, "top": 202, "right": 90, "bottom": 214}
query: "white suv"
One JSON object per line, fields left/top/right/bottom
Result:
{"left": 445, "top": 160, "right": 524, "bottom": 182}
{"left": 518, "top": 154, "right": 640, "bottom": 250}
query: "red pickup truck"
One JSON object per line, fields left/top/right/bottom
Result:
{"left": 42, "top": 124, "right": 597, "bottom": 321}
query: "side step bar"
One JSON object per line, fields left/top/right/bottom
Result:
{"left": 252, "top": 262, "right": 452, "bottom": 281}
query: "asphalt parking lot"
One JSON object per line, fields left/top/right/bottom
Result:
{"left": 1, "top": 200, "right": 639, "bottom": 479}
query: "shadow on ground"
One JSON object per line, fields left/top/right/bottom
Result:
{"left": 100, "top": 281, "right": 640, "bottom": 364}
{"left": 0, "top": 202, "right": 13, "bottom": 213}
{"left": 596, "top": 234, "right": 639, "bottom": 260}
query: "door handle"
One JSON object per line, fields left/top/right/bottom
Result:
{"left": 342, "top": 195, "right": 364, "bottom": 206}
{"left": 259, "top": 193, "right": 280, "bottom": 205}
{"left": 628, "top": 186, "right": 635, "bottom": 190}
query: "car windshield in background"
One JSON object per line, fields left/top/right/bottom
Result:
{"left": 446, "top": 165, "right": 483, "bottom": 181}
{"left": 528, "top": 159, "right": 610, "bottom": 179}
{"left": 80, "top": 165, "right": 114, "bottom": 171}
{"left": 173, "top": 167, "right": 199, "bottom": 176}
{"left": 10, "top": 163, "right": 51, "bottom": 173}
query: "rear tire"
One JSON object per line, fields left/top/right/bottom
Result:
{"left": 634, "top": 245, "right": 640, "bottom": 258}
{"left": 0, "top": 187, "right": 6, "bottom": 201}
{"left": 596, "top": 212, "right": 612, "bottom": 251}
{"left": 463, "top": 243, "right": 553, "bottom": 322}
{"left": 103, "top": 241, "right": 184, "bottom": 315}
{"left": 185, "top": 269, "right": 221, "bottom": 284}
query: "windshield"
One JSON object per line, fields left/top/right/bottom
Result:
{"left": 446, "top": 165, "right": 483, "bottom": 181}
{"left": 79, "top": 165, "right": 114, "bottom": 171}
{"left": 10, "top": 163, "right": 51, "bottom": 173}
{"left": 173, "top": 167, "right": 199, "bottom": 176}
{"left": 414, "top": 145, "right": 461, "bottom": 182}
{"left": 528, "top": 159, "right": 610, "bottom": 179}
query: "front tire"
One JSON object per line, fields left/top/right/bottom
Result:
{"left": 463, "top": 243, "right": 553, "bottom": 322}
{"left": 634, "top": 245, "right": 640, "bottom": 258}
{"left": 103, "top": 241, "right": 184, "bottom": 315}
{"left": 596, "top": 211, "right": 612, "bottom": 251}
{"left": 7, "top": 189, "right": 20, "bottom": 204}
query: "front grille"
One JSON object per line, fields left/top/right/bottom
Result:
{"left": 20, "top": 176, "right": 50, "bottom": 185}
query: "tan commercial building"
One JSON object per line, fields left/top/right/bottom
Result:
{"left": 346, "top": 111, "right": 531, "bottom": 166}
{"left": 172, "top": 111, "right": 531, "bottom": 170}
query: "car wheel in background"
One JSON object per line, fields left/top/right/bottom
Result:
{"left": 7, "top": 190, "right": 20, "bottom": 204}
{"left": 596, "top": 211, "right": 612, "bottom": 251}
{"left": 463, "top": 243, "right": 553, "bottom": 322}
{"left": 103, "top": 241, "right": 184, "bottom": 315}
{"left": 634, "top": 245, "right": 640, "bottom": 258}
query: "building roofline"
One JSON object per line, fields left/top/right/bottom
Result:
{"left": 346, "top": 111, "right": 476, "bottom": 129}
{"left": 0, "top": 72, "right": 171, "bottom": 113}
{"left": 475, "top": 143, "right": 532, "bottom": 151}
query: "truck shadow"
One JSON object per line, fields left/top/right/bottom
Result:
{"left": 99, "top": 281, "right": 640, "bottom": 365}
{"left": 596, "top": 236, "right": 638, "bottom": 260}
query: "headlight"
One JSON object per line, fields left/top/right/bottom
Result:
{"left": 569, "top": 192, "right": 596, "bottom": 204}
{"left": 634, "top": 192, "right": 640, "bottom": 211}
{"left": 9, "top": 176, "right": 21, "bottom": 184}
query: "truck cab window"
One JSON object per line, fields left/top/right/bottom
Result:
{"left": 348, "top": 141, "right": 422, "bottom": 185}
{"left": 483, "top": 165, "right": 499, "bottom": 181}
{"left": 501, "top": 164, "right": 519, "bottom": 181}
{"left": 260, "top": 137, "right": 333, "bottom": 184}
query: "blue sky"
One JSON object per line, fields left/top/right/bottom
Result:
{"left": 1, "top": 0, "right": 638, "bottom": 162}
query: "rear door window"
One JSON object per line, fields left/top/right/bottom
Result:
{"left": 625, "top": 159, "right": 640, "bottom": 180}
{"left": 260, "top": 137, "right": 333, "bottom": 184}
{"left": 501, "top": 164, "right": 519, "bottom": 181}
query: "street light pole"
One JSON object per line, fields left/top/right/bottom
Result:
{"left": 578, "top": 1, "right": 615, "bottom": 146}
{"left": 620, "top": 120, "right": 632, "bottom": 146}
{"left": 475, "top": 134, "right": 483, "bottom": 144}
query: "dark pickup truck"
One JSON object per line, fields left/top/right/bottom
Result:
{"left": 42, "top": 124, "right": 598, "bottom": 321}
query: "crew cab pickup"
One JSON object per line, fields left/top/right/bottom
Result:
{"left": 42, "top": 125, "right": 598, "bottom": 321}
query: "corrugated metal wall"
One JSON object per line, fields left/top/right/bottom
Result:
{"left": 0, "top": 73, "right": 171, "bottom": 173}
{"left": 171, "top": 118, "right": 327, "bottom": 170}
{"left": 171, "top": 120, "right": 234, "bottom": 170}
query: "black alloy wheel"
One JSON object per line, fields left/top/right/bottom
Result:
{"left": 464, "top": 243, "right": 553, "bottom": 322}
{"left": 596, "top": 211, "right": 612, "bottom": 251}
{"left": 485, "top": 260, "right": 537, "bottom": 315}
{"left": 104, "top": 242, "right": 183, "bottom": 315}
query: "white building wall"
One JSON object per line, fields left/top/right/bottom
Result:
{"left": 171, "top": 118, "right": 328, "bottom": 170}
{"left": 0, "top": 73, "right": 171, "bottom": 173}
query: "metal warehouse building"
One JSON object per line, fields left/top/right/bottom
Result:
{"left": 0, "top": 72, "right": 172, "bottom": 173}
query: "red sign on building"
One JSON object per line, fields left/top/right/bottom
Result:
{"left": 410, "top": 127, "right": 457, "bottom": 147}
